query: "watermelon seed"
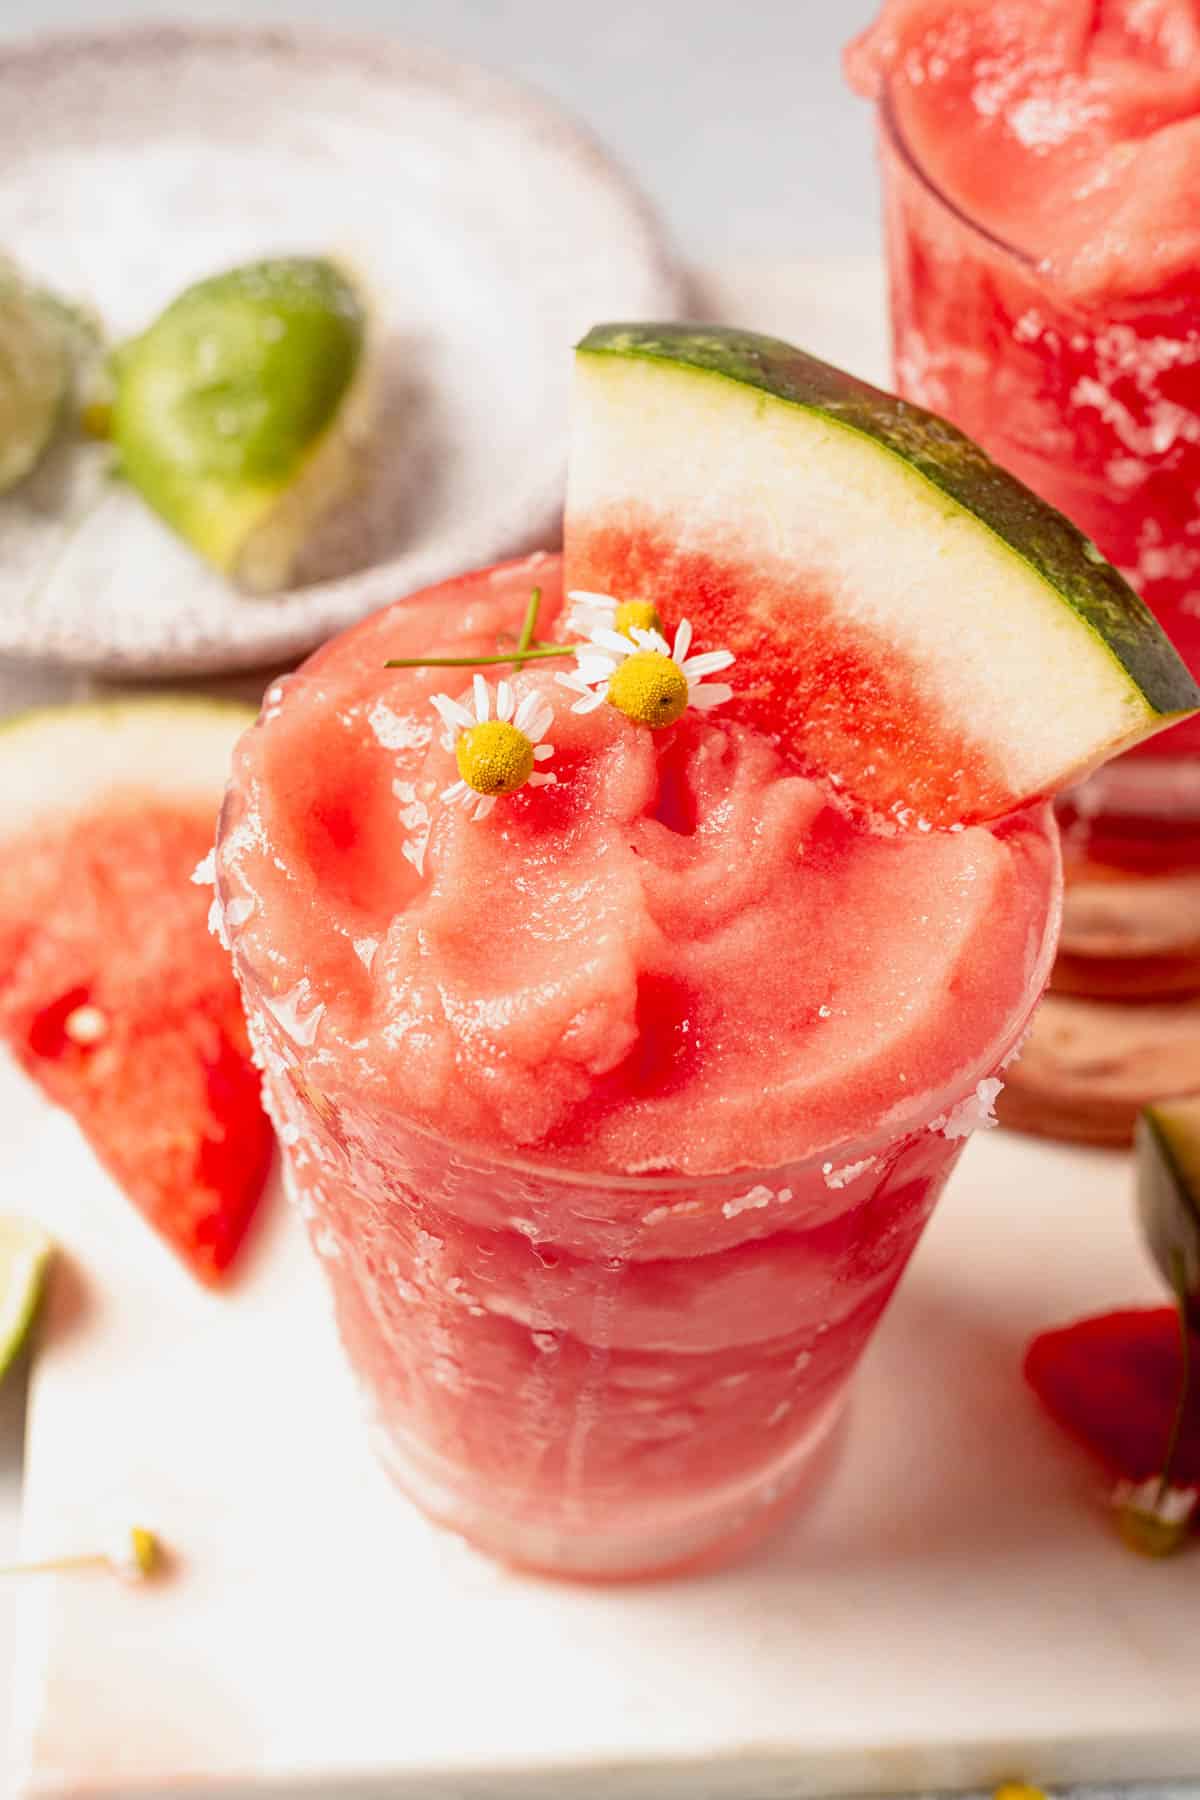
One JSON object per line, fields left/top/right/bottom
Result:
{"left": 64, "top": 1004, "right": 108, "bottom": 1047}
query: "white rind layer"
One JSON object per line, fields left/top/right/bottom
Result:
{"left": 569, "top": 353, "right": 1177, "bottom": 806}
{"left": 0, "top": 698, "right": 252, "bottom": 836}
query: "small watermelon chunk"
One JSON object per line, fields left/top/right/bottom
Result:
{"left": 1024, "top": 1308, "right": 1200, "bottom": 1489}
{"left": 566, "top": 324, "right": 1200, "bottom": 826}
{"left": 0, "top": 702, "right": 271, "bottom": 1285}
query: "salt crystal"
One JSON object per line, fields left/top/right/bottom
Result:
{"left": 642, "top": 1199, "right": 701, "bottom": 1226}
{"left": 224, "top": 896, "right": 255, "bottom": 929}
{"left": 353, "top": 935, "right": 380, "bottom": 972}
{"left": 930, "top": 1076, "right": 1004, "bottom": 1140}
{"left": 190, "top": 849, "right": 216, "bottom": 887}
{"left": 312, "top": 1225, "right": 343, "bottom": 1263}
{"left": 371, "top": 700, "right": 430, "bottom": 753}
{"left": 263, "top": 979, "right": 326, "bottom": 1047}
{"left": 821, "top": 1156, "right": 877, "bottom": 1190}
{"left": 207, "top": 896, "right": 230, "bottom": 950}
{"left": 721, "top": 1183, "right": 775, "bottom": 1220}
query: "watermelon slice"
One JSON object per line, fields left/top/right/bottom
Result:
{"left": 1024, "top": 1308, "right": 1200, "bottom": 1490}
{"left": 565, "top": 324, "right": 1200, "bottom": 826}
{"left": 1137, "top": 1098, "right": 1200, "bottom": 1325}
{"left": 0, "top": 701, "right": 272, "bottom": 1285}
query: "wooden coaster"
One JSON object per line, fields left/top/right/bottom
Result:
{"left": 997, "top": 993, "right": 1200, "bottom": 1146}
{"left": 1053, "top": 867, "right": 1200, "bottom": 1000}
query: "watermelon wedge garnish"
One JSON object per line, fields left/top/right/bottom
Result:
{"left": 0, "top": 701, "right": 272, "bottom": 1285}
{"left": 1025, "top": 1308, "right": 1200, "bottom": 1490}
{"left": 565, "top": 325, "right": 1200, "bottom": 826}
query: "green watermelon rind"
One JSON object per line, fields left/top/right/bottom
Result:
{"left": 577, "top": 323, "right": 1200, "bottom": 728}
{"left": 1136, "top": 1101, "right": 1200, "bottom": 1320}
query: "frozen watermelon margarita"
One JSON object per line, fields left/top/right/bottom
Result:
{"left": 215, "top": 327, "right": 1197, "bottom": 1577}
{"left": 850, "top": 0, "right": 1200, "bottom": 802}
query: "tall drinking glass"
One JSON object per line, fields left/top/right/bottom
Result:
{"left": 214, "top": 556, "right": 1062, "bottom": 1579}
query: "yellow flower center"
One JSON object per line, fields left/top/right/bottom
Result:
{"left": 455, "top": 719, "right": 535, "bottom": 796}
{"left": 127, "top": 1527, "right": 162, "bottom": 1578}
{"left": 606, "top": 652, "right": 689, "bottom": 728}
{"left": 613, "top": 599, "right": 662, "bottom": 638}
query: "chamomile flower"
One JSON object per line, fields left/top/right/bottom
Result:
{"left": 556, "top": 618, "right": 735, "bottom": 729}
{"left": 430, "top": 674, "right": 557, "bottom": 821}
{"left": 564, "top": 588, "right": 663, "bottom": 642}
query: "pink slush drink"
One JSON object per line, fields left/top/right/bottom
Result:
{"left": 218, "top": 554, "right": 1058, "bottom": 1577}
{"left": 215, "top": 325, "right": 1196, "bottom": 1578}
{"left": 849, "top": 0, "right": 1200, "bottom": 770}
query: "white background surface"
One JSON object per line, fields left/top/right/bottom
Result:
{"left": 0, "top": 4, "right": 1196, "bottom": 1796}
{"left": 0, "top": 0, "right": 883, "bottom": 270}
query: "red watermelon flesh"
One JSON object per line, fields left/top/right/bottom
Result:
{"left": 567, "top": 514, "right": 1001, "bottom": 827}
{"left": 1025, "top": 1307, "right": 1200, "bottom": 1492}
{"left": 0, "top": 794, "right": 272, "bottom": 1285}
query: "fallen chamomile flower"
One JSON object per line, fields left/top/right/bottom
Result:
{"left": 557, "top": 618, "right": 735, "bottom": 729}
{"left": 431, "top": 674, "right": 556, "bottom": 821}
{"left": 0, "top": 1524, "right": 164, "bottom": 1584}
{"left": 564, "top": 587, "right": 663, "bottom": 641}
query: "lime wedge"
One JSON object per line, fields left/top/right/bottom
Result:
{"left": 110, "top": 256, "right": 371, "bottom": 592}
{"left": 0, "top": 1217, "right": 54, "bottom": 1382}
{"left": 0, "top": 258, "right": 71, "bottom": 494}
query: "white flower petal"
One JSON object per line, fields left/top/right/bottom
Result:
{"left": 573, "top": 653, "right": 618, "bottom": 683}
{"left": 533, "top": 743, "right": 555, "bottom": 761}
{"left": 682, "top": 649, "right": 736, "bottom": 678}
{"left": 514, "top": 691, "right": 546, "bottom": 733}
{"left": 528, "top": 771, "right": 557, "bottom": 787}
{"left": 566, "top": 600, "right": 613, "bottom": 636}
{"left": 689, "top": 683, "right": 734, "bottom": 710}
{"left": 473, "top": 795, "right": 497, "bottom": 820}
{"left": 571, "top": 689, "right": 608, "bottom": 714}
{"left": 630, "top": 627, "right": 670, "bottom": 657}
{"left": 567, "top": 589, "right": 619, "bottom": 606}
{"left": 441, "top": 779, "right": 468, "bottom": 803}
{"left": 672, "top": 619, "right": 693, "bottom": 663}
{"left": 473, "top": 674, "right": 490, "bottom": 722}
{"left": 555, "top": 672, "right": 592, "bottom": 696}
{"left": 496, "top": 680, "right": 514, "bottom": 722}
{"left": 430, "top": 693, "right": 473, "bottom": 734}
{"left": 591, "top": 627, "right": 636, "bottom": 659}
{"left": 523, "top": 703, "right": 554, "bottom": 744}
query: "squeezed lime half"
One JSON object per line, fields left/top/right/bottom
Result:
{"left": 0, "top": 1217, "right": 54, "bottom": 1382}
{"left": 110, "top": 256, "right": 371, "bottom": 591}
{"left": 0, "top": 260, "right": 72, "bottom": 494}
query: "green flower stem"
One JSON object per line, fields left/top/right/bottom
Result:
{"left": 385, "top": 642, "right": 577, "bottom": 670}
{"left": 513, "top": 586, "right": 542, "bottom": 669}
{"left": 1156, "top": 1250, "right": 1194, "bottom": 1508}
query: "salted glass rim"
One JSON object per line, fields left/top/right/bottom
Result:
{"left": 879, "top": 84, "right": 1040, "bottom": 273}
{"left": 223, "top": 808, "right": 1062, "bottom": 1197}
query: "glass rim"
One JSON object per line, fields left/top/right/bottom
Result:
{"left": 228, "top": 871, "right": 1062, "bottom": 1199}
{"left": 878, "top": 84, "right": 1039, "bottom": 273}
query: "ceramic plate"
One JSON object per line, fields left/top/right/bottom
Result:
{"left": 0, "top": 26, "right": 683, "bottom": 675}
